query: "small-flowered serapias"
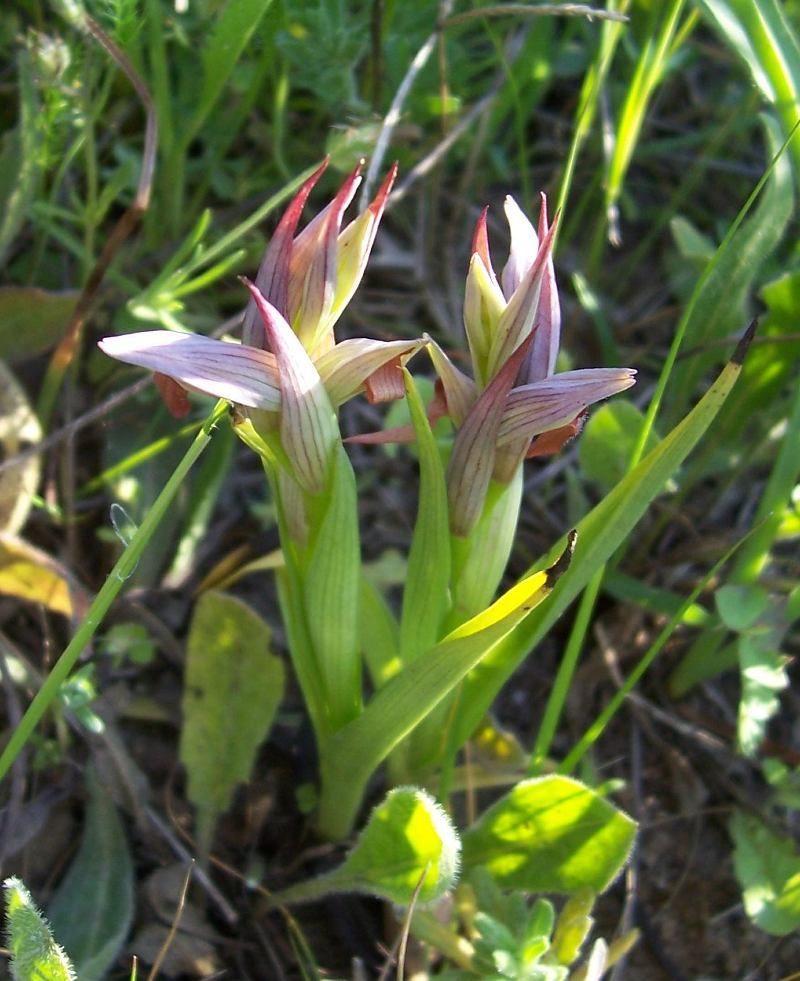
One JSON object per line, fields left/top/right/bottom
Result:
{"left": 100, "top": 160, "right": 422, "bottom": 489}
{"left": 350, "top": 194, "right": 635, "bottom": 535}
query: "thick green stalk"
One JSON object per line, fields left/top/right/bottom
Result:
{"left": 0, "top": 402, "right": 227, "bottom": 784}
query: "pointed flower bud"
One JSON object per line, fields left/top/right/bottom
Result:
{"left": 461, "top": 194, "right": 561, "bottom": 390}
{"left": 244, "top": 159, "right": 398, "bottom": 358}
{"left": 424, "top": 193, "right": 635, "bottom": 535}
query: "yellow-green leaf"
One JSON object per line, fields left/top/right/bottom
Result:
{"left": 0, "top": 362, "right": 42, "bottom": 534}
{"left": 462, "top": 776, "right": 636, "bottom": 893}
{"left": 5, "top": 877, "right": 75, "bottom": 981}
{"left": 274, "top": 787, "right": 461, "bottom": 906}
{"left": 180, "top": 591, "right": 285, "bottom": 858}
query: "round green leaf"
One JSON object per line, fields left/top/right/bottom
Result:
{"left": 333, "top": 786, "right": 461, "bottom": 904}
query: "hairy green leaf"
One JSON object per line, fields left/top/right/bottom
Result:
{"left": 5, "top": 878, "right": 75, "bottom": 981}
{"left": 276, "top": 787, "right": 461, "bottom": 906}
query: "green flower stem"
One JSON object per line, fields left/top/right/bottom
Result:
{"left": 0, "top": 401, "right": 228, "bottom": 785}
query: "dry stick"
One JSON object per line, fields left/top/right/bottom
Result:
{"left": 389, "top": 89, "right": 500, "bottom": 209}
{"left": 146, "top": 860, "right": 194, "bottom": 981}
{"left": 359, "top": 0, "right": 455, "bottom": 207}
{"left": 0, "top": 377, "right": 150, "bottom": 479}
{"left": 443, "top": 3, "right": 629, "bottom": 27}
{"left": 0, "top": 311, "right": 243, "bottom": 482}
{"left": 39, "top": 12, "right": 158, "bottom": 428}
{"left": 145, "top": 806, "right": 239, "bottom": 927}
{"left": 361, "top": 0, "right": 627, "bottom": 206}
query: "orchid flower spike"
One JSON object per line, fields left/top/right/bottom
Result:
{"left": 445, "top": 194, "right": 635, "bottom": 532}
{"left": 100, "top": 163, "right": 420, "bottom": 433}
{"left": 242, "top": 157, "right": 398, "bottom": 358}
{"left": 350, "top": 193, "right": 636, "bottom": 536}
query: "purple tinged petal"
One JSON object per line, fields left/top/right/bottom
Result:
{"left": 520, "top": 193, "right": 561, "bottom": 384}
{"left": 500, "top": 195, "right": 539, "bottom": 300}
{"left": 497, "top": 368, "right": 636, "bottom": 445}
{"left": 98, "top": 331, "right": 281, "bottom": 410}
{"left": 426, "top": 338, "right": 477, "bottom": 427}
{"left": 315, "top": 336, "right": 422, "bottom": 406}
{"left": 243, "top": 158, "right": 329, "bottom": 346}
{"left": 243, "top": 280, "right": 339, "bottom": 495}
{"left": 327, "top": 164, "right": 398, "bottom": 333}
{"left": 447, "top": 335, "right": 532, "bottom": 538}
{"left": 487, "top": 215, "right": 558, "bottom": 382}
{"left": 471, "top": 207, "right": 500, "bottom": 289}
{"left": 290, "top": 162, "right": 363, "bottom": 353}
{"left": 363, "top": 358, "right": 405, "bottom": 403}
{"left": 463, "top": 254, "right": 507, "bottom": 388}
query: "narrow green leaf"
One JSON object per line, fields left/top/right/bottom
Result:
{"left": 180, "top": 591, "right": 285, "bottom": 857}
{"left": 275, "top": 787, "right": 461, "bottom": 906}
{"left": 361, "top": 575, "right": 401, "bottom": 687}
{"left": 450, "top": 471, "right": 523, "bottom": 621}
{"left": 461, "top": 776, "right": 635, "bottom": 893}
{"left": 665, "top": 113, "right": 792, "bottom": 422}
{"left": 605, "top": 0, "right": 689, "bottom": 211}
{"left": 183, "top": 0, "right": 275, "bottom": 150}
{"left": 697, "top": 0, "right": 800, "bottom": 186}
{"left": 47, "top": 770, "right": 133, "bottom": 981}
{"left": 0, "top": 52, "right": 40, "bottom": 264}
{"left": 604, "top": 571, "right": 712, "bottom": 627}
{"left": 317, "top": 547, "right": 571, "bottom": 839}
{"left": 730, "top": 810, "right": 800, "bottom": 935}
{"left": 303, "top": 447, "right": 361, "bottom": 729}
{"left": 5, "top": 878, "right": 75, "bottom": 981}
{"left": 454, "top": 343, "right": 748, "bottom": 750}
{"left": 400, "top": 369, "right": 451, "bottom": 663}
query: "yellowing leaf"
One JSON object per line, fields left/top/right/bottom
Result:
{"left": 180, "top": 591, "right": 285, "bottom": 859}
{"left": 0, "top": 535, "right": 86, "bottom": 617}
{"left": 0, "top": 361, "right": 42, "bottom": 534}
{"left": 273, "top": 787, "right": 461, "bottom": 906}
{"left": 461, "top": 776, "right": 636, "bottom": 893}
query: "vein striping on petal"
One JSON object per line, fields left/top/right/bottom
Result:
{"left": 98, "top": 332, "right": 282, "bottom": 410}
{"left": 497, "top": 369, "right": 636, "bottom": 443}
